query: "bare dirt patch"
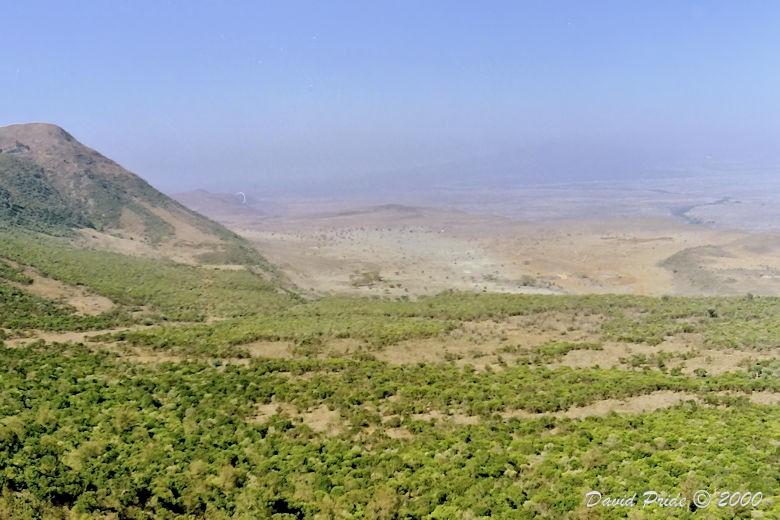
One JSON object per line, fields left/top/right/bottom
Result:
{"left": 388, "top": 390, "right": 717, "bottom": 425}
{"left": 557, "top": 391, "right": 701, "bottom": 419}
{"left": 320, "top": 338, "right": 365, "bottom": 357}
{"left": 302, "top": 405, "right": 344, "bottom": 433}
{"left": 251, "top": 402, "right": 298, "bottom": 423}
{"left": 243, "top": 340, "right": 294, "bottom": 358}
{"left": 552, "top": 341, "right": 630, "bottom": 369}
{"left": 385, "top": 428, "right": 414, "bottom": 440}
{"left": 678, "top": 349, "right": 773, "bottom": 376}
{"left": 371, "top": 315, "right": 604, "bottom": 368}
{"left": 118, "top": 207, "right": 147, "bottom": 236}
{"left": 249, "top": 402, "right": 345, "bottom": 435}
{"left": 4, "top": 326, "right": 151, "bottom": 347}
{"left": 78, "top": 229, "right": 167, "bottom": 260}
{"left": 502, "top": 391, "right": 702, "bottom": 420}
{"left": 746, "top": 391, "right": 780, "bottom": 405}
{"left": 716, "top": 391, "right": 780, "bottom": 405}
{"left": 550, "top": 335, "right": 777, "bottom": 376}
{"left": 373, "top": 333, "right": 505, "bottom": 369}
{"left": 500, "top": 312, "right": 604, "bottom": 342}
{"left": 114, "top": 349, "right": 188, "bottom": 364}
{"left": 145, "top": 204, "right": 217, "bottom": 245}
{"left": 5, "top": 330, "right": 104, "bottom": 347}
{"left": 411, "top": 411, "right": 480, "bottom": 425}
{"left": 9, "top": 265, "right": 114, "bottom": 315}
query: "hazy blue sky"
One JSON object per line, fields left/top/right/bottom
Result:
{"left": 2, "top": 1, "right": 779, "bottom": 194}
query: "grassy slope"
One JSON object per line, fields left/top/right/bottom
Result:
{"left": 0, "top": 228, "right": 298, "bottom": 324}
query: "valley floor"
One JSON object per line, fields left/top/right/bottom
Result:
{"left": 234, "top": 209, "right": 780, "bottom": 298}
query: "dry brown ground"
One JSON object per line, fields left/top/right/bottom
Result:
{"left": 742, "top": 391, "right": 780, "bottom": 405}
{"left": 250, "top": 403, "right": 343, "bottom": 434}
{"left": 5, "top": 261, "right": 114, "bottom": 315}
{"left": 76, "top": 228, "right": 224, "bottom": 266}
{"left": 246, "top": 387, "right": 774, "bottom": 437}
{"left": 75, "top": 202, "right": 250, "bottom": 267}
{"left": 4, "top": 324, "right": 158, "bottom": 348}
{"left": 499, "top": 391, "right": 703, "bottom": 420}
{"left": 200, "top": 203, "right": 780, "bottom": 298}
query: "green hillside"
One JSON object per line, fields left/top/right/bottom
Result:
{"left": 0, "top": 123, "right": 277, "bottom": 270}
{"left": 0, "top": 228, "right": 299, "bottom": 324}
{"left": 0, "top": 154, "right": 92, "bottom": 233}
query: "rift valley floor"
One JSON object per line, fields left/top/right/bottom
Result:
{"left": 175, "top": 175, "right": 780, "bottom": 299}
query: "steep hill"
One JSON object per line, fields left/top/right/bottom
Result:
{"left": 0, "top": 123, "right": 272, "bottom": 269}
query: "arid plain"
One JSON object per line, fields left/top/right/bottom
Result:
{"left": 176, "top": 174, "right": 780, "bottom": 299}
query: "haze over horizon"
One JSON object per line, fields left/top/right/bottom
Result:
{"left": 3, "top": 1, "right": 779, "bottom": 196}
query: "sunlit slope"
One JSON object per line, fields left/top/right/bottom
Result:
{"left": 0, "top": 123, "right": 301, "bottom": 329}
{"left": 0, "top": 228, "right": 300, "bottom": 329}
{"left": 0, "top": 123, "right": 279, "bottom": 271}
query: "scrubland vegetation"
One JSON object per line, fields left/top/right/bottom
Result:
{"left": 0, "top": 230, "right": 778, "bottom": 518}
{"left": 0, "top": 228, "right": 297, "bottom": 323}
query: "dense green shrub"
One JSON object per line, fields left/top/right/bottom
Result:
{"left": 0, "top": 343, "right": 776, "bottom": 518}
